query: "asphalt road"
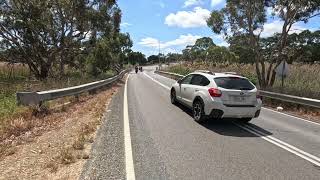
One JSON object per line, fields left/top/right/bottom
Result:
{"left": 81, "top": 67, "right": 320, "bottom": 180}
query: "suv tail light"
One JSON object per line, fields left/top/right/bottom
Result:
{"left": 208, "top": 88, "right": 222, "bottom": 97}
{"left": 256, "top": 91, "right": 262, "bottom": 99}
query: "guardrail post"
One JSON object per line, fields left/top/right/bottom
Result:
{"left": 89, "top": 89, "right": 97, "bottom": 95}
{"left": 74, "top": 94, "right": 80, "bottom": 102}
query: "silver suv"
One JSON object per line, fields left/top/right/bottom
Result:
{"left": 170, "top": 71, "right": 262, "bottom": 123}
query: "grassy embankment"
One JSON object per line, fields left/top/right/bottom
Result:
{"left": 0, "top": 62, "right": 115, "bottom": 139}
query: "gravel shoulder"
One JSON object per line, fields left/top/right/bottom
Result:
{"left": 80, "top": 79, "right": 126, "bottom": 180}
{"left": 0, "top": 80, "right": 123, "bottom": 180}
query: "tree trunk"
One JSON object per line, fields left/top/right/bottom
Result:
{"left": 266, "top": 62, "right": 273, "bottom": 85}
{"left": 39, "top": 65, "right": 49, "bottom": 80}
{"left": 59, "top": 57, "right": 65, "bottom": 78}
{"left": 255, "top": 60, "right": 263, "bottom": 88}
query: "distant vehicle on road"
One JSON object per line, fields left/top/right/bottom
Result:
{"left": 170, "top": 70, "right": 262, "bottom": 123}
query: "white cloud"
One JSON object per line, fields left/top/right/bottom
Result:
{"left": 164, "top": 34, "right": 202, "bottom": 47}
{"left": 211, "top": 0, "right": 224, "bottom": 7}
{"left": 165, "top": 7, "right": 210, "bottom": 28}
{"left": 183, "top": 0, "right": 202, "bottom": 8}
{"left": 120, "top": 22, "right": 132, "bottom": 28}
{"left": 139, "top": 34, "right": 202, "bottom": 49}
{"left": 138, "top": 37, "right": 160, "bottom": 48}
{"left": 217, "top": 41, "right": 229, "bottom": 47}
{"left": 259, "top": 20, "right": 309, "bottom": 38}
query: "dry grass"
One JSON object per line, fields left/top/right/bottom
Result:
{"left": 72, "top": 121, "right": 99, "bottom": 150}
{"left": 0, "top": 144, "right": 17, "bottom": 157}
{"left": 0, "top": 78, "right": 122, "bottom": 179}
{"left": 80, "top": 122, "right": 98, "bottom": 136}
{"left": 0, "top": 62, "right": 118, "bottom": 160}
{"left": 0, "top": 62, "right": 115, "bottom": 120}
{"left": 45, "top": 161, "right": 59, "bottom": 173}
{"left": 72, "top": 134, "right": 86, "bottom": 150}
{"left": 7, "top": 117, "right": 35, "bottom": 136}
{"left": 59, "top": 147, "right": 76, "bottom": 165}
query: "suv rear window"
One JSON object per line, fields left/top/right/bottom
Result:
{"left": 214, "top": 77, "right": 255, "bottom": 90}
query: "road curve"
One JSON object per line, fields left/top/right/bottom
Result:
{"left": 81, "top": 67, "right": 320, "bottom": 180}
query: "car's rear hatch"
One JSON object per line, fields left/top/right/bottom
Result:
{"left": 214, "top": 76, "right": 257, "bottom": 107}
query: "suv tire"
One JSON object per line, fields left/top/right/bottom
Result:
{"left": 171, "top": 89, "right": 177, "bottom": 105}
{"left": 193, "top": 100, "right": 206, "bottom": 123}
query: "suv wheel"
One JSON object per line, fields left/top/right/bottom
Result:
{"left": 171, "top": 89, "right": 177, "bottom": 104}
{"left": 193, "top": 100, "right": 205, "bottom": 123}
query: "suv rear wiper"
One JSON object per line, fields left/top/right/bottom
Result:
{"left": 239, "top": 88, "right": 252, "bottom": 90}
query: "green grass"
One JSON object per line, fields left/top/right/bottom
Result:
{"left": 0, "top": 63, "right": 117, "bottom": 119}
{"left": 165, "top": 62, "right": 320, "bottom": 99}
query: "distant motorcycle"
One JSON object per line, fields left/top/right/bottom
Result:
{"left": 139, "top": 67, "right": 143, "bottom": 72}
{"left": 135, "top": 67, "right": 138, "bottom": 73}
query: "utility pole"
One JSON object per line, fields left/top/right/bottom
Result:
{"left": 158, "top": 40, "right": 161, "bottom": 70}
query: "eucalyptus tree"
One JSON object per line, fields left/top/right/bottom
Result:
{"left": 207, "top": 0, "right": 267, "bottom": 87}
{"left": 207, "top": 0, "right": 320, "bottom": 88}
{"left": 0, "top": 0, "right": 123, "bottom": 79}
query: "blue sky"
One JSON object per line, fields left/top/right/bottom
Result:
{"left": 118, "top": 0, "right": 320, "bottom": 57}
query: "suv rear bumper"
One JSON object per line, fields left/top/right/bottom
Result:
{"left": 205, "top": 100, "right": 262, "bottom": 119}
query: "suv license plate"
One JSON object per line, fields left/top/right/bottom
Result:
{"left": 233, "top": 96, "right": 246, "bottom": 102}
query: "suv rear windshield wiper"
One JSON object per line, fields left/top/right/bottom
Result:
{"left": 239, "top": 88, "right": 252, "bottom": 90}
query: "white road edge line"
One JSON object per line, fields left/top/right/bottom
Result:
{"left": 145, "top": 71, "right": 320, "bottom": 166}
{"left": 262, "top": 107, "right": 320, "bottom": 126}
{"left": 143, "top": 72, "right": 170, "bottom": 90}
{"left": 242, "top": 124, "right": 320, "bottom": 162}
{"left": 124, "top": 75, "right": 136, "bottom": 180}
{"left": 234, "top": 123, "right": 320, "bottom": 166}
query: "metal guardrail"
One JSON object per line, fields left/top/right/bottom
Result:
{"left": 155, "top": 70, "right": 320, "bottom": 108}
{"left": 156, "top": 70, "right": 184, "bottom": 80}
{"left": 259, "top": 91, "right": 320, "bottom": 108}
{"left": 17, "top": 69, "right": 130, "bottom": 106}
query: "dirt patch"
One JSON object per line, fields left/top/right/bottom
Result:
{"left": 0, "top": 80, "right": 124, "bottom": 180}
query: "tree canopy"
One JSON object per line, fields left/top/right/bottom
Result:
{"left": 0, "top": 0, "right": 136, "bottom": 79}
{"left": 207, "top": 0, "right": 320, "bottom": 88}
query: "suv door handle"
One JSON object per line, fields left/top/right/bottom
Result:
{"left": 184, "top": 88, "right": 187, "bottom": 90}
{"left": 195, "top": 89, "right": 199, "bottom": 92}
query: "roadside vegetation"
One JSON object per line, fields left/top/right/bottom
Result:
{"left": 0, "top": 1, "right": 143, "bottom": 176}
{"left": 0, "top": 80, "right": 120, "bottom": 179}
{"left": 0, "top": 1, "right": 148, "bottom": 130}
{"left": 0, "top": 62, "right": 115, "bottom": 119}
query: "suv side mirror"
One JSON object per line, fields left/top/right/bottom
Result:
{"left": 177, "top": 79, "right": 182, "bottom": 84}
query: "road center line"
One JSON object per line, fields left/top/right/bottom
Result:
{"left": 145, "top": 71, "right": 320, "bottom": 166}
{"left": 234, "top": 123, "right": 320, "bottom": 166}
{"left": 143, "top": 72, "right": 170, "bottom": 90}
{"left": 124, "top": 75, "right": 136, "bottom": 180}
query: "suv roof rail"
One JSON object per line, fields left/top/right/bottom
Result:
{"left": 195, "top": 70, "right": 215, "bottom": 75}
{"left": 222, "top": 72, "right": 238, "bottom": 75}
